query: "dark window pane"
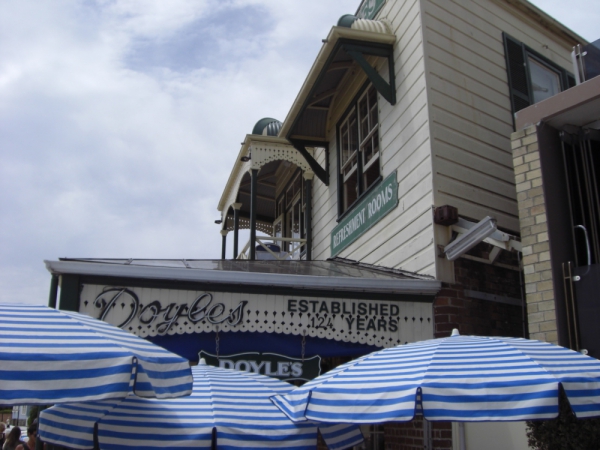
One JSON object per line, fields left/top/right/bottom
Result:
{"left": 344, "top": 175, "right": 358, "bottom": 210}
{"left": 363, "top": 158, "right": 380, "bottom": 190}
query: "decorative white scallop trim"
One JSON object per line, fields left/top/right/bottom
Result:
{"left": 250, "top": 142, "right": 313, "bottom": 173}
{"left": 80, "top": 284, "right": 434, "bottom": 348}
{"left": 350, "top": 19, "right": 392, "bottom": 34}
{"left": 220, "top": 140, "right": 314, "bottom": 222}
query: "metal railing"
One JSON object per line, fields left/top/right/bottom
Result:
{"left": 237, "top": 236, "right": 307, "bottom": 260}
{"left": 572, "top": 38, "right": 600, "bottom": 84}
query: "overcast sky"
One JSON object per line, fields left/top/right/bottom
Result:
{"left": 1, "top": 0, "right": 598, "bottom": 307}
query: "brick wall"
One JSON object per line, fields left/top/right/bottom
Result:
{"left": 431, "top": 423, "right": 453, "bottom": 450}
{"left": 511, "top": 125, "right": 558, "bottom": 344}
{"left": 434, "top": 253, "right": 525, "bottom": 339}
{"left": 382, "top": 418, "right": 452, "bottom": 450}
{"left": 385, "top": 419, "right": 425, "bottom": 450}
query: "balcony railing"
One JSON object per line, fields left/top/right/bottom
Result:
{"left": 572, "top": 38, "right": 600, "bottom": 84}
{"left": 237, "top": 236, "right": 307, "bottom": 260}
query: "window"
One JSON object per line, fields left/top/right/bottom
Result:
{"left": 338, "top": 83, "right": 381, "bottom": 215}
{"left": 503, "top": 33, "right": 575, "bottom": 123}
{"left": 528, "top": 56, "right": 562, "bottom": 103}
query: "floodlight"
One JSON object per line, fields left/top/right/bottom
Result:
{"left": 444, "top": 216, "right": 497, "bottom": 261}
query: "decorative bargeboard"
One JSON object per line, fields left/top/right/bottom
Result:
{"left": 80, "top": 284, "right": 433, "bottom": 348}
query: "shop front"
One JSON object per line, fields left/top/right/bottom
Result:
{"left": 45, "top": 257, "right": 440, "bottom": 380}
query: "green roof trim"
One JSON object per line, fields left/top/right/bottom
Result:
{"left": 337, "top": 14, "right": 357, "bottom": 28}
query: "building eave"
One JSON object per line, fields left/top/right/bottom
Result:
{"left": 278, "top": 25, "right": 396, "bottom": 140}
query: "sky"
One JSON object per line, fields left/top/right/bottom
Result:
{"left": 1, "top": 0, "right": 599, "bottom": 307}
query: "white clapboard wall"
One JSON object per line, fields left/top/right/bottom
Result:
{"left": 311, "top": 0, "right": 575, "bottom": 279}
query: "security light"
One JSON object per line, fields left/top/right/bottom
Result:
{"left": 444, "top": 216, "right": 497, "bottom": 261}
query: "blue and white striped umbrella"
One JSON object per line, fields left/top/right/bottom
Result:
{"left": 271, "top": 330, "right": 600, "bottom": 423}
{"left": 39, "top": 361, "right": 363, "bottom": 449}
{"left": 0, "top": 304, "right": 193, "bottom": 404}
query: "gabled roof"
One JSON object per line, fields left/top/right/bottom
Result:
{"left": 279, "top": 21, "right": 396, "bottom": 142}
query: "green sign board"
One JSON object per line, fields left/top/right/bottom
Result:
{"left": 357, "top": 0, "right": 385, "bottom": 20}
{"left": 331, "top": 171, "right": 398, "bottom": 257}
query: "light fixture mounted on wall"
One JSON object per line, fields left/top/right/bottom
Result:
{"left": 443, "top": 216, "right": 497, "bottom": 261}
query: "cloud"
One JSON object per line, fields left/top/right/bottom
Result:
{"left": 0, "top": 0, "right": 349, "bottom": 305}
{"left": 1, "top": 0, "right": 597, "bottom": 306}
{"left": 528, "top": 0, "right": 600, "bottom": 42}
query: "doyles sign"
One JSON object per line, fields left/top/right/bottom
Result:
{"left": 90, "top": 287, "right": 247, "bottom": 335}
{"left": 331, "top": 172, "right": 398, "bottom": 256}
{"left": 199, "top": 351, "right": 321, "bottom": 383}
{"left": 80, "top": 284, "right": 433, "bottom": 347}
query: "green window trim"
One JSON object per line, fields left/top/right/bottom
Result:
{"left": 336, "top": 82, "right": 382, "bottom": 220}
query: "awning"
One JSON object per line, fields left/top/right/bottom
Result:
{"left": 45, "top": 257, "right": 440, "bottom": 356}
{"left": 279, "top": 18, "right": 396, "bottom": 144}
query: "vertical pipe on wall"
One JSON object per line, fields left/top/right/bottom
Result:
{"left": 250, "top": 169, "right": 258, "bottom": 260}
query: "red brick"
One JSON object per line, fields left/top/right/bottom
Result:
{"left": 434, "top": 306, "right": 460, "bottom": 315}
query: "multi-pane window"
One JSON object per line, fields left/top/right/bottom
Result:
{"left": 338, "top": 84, "right": 381, "bottom": 215}
{"left": 527, "top": 56, "right": 562, "bottom": 103}
{"left": 503, "top": 33, "right": 575, "bottom": 122}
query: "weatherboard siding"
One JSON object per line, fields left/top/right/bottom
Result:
{"left": 422, "top": 0, "right": 575, "bottom": 234}
{"left": 311, "top": 0, "right": 436, "bottom": 276}
{"left": 311, "top": 0, "right": 575, "bottom": 275}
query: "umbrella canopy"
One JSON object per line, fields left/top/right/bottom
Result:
{"left": 0, "top": 304, "right": 193, "bottom": 404}
{"left": 39, "top": 361, "right": 363, "bottom": 450}
{"left": 271, "top": 330, "right": 600, "bottom": 423}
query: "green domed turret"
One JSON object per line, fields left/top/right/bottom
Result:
{"left": 252, "top": 118, "right": 282, "bottom": 136}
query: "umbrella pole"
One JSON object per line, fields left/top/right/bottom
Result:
{"left": 93, "top": 422, "right": 100, "bottom": 450}
{"left": 458, "top": 422, "right": 466, "bottom": 450}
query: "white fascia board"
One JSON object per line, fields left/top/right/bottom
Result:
{"left": 44, "top": 260, "right": 441, "bottom": 296}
